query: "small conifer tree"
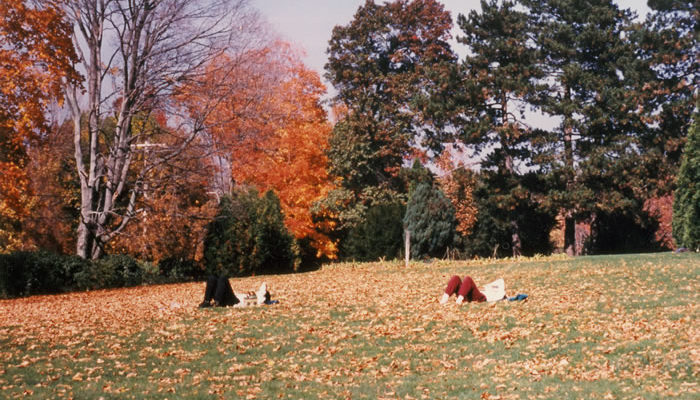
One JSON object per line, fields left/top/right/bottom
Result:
{"left": 252, "top": 190, "right": 296, "bottom": 272}
{"left": 404, "top": 182, "right": 457, "bottom": 259}
{"left": 203, "top": 187, "right": 297, "bottom": 276}
{"left": 342, "top": 202, "right": 405, "bottom": 261}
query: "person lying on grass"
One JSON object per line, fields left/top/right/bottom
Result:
{"left": 198, "top": 275, "right": 273, "bottom": 308}
{"left": 439, "top": 275, "right": 506, "bottom": 304}
{"left": 439, "top": 275, "right": 529, "bottom": 304}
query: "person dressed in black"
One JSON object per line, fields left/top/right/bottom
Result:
{"left": 199, "top": 276, "right": 271, "bottom": 308}
{"left": 199, "top": 275, "right": 239, "bottom": 307}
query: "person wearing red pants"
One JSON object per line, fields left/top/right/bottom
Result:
{"left": 439, "top": 276, "right": 506, "bottom": 304}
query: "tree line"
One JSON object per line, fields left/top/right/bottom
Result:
{"left": 321, "top": 0, "right": 697, "bottom": 259}
{"left": 0, "top": 0, "right": 697, "bottom": 282}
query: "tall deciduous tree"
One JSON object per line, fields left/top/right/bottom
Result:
{"left": 237, "top": 62, "right": 336, "bottom": 259}
{"left": 0, "top": 0, "right": 77, "bottom": 251}
{"left": 323, "top": 0, "right": 456, "bottom": 227}
{"left": 22, "top": 120, "right": 81, "bottom": 254}
{"left": 182, "top": 43, "right": 336, "bottom": 260}
{"left": 107, "top": 113, "right": 217, "bottom": 265}
{"left": 61, "top": 0, "right": 258, "bottom": 259}
{"left": 523, "top": 0, "right": 646, "bottom": 255}
{"left": 180, "top": 44, "right": 283, "bottom": 197}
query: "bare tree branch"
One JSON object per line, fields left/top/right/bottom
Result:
{"left": 62, "top": 0, "right": 262, "bottom": 259}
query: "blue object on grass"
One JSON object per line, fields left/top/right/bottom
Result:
{"left": 264, "top": 299, "right": 279, "bottom": 305}
{"left": 508, "top": 294, "right": 528, "bottom": 301}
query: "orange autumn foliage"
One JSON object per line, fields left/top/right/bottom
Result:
{"left": 109, "top": 183, "right": 217, "bottom": 265}
{"left": 436, "top": 148, "right": 478, "bottom": 237}
{"left": 21, "top": 121, "right": 79, "bottom": 254}
{"left": 0, "top": 0, "right": 77, "bottom": 250}
{"left": 182, "top": 43, "right": 336, "bottom": 259}
{"left": 236, "top": 64, "right": 335, "bottom": 258}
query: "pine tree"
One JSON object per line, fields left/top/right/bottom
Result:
{"left": 342, "top": 202, "right": 406, "bottom": 261}
{"left": 203, "top": 196, "right": 240, "bottom": 277}
{"left": 456, "top": 0, "right": 543, "bottom": 256}
{"left": 203, "top": 188, "right": 296, "bottom": 276}
{"left": 634, "top": 0, "right": 697, "bottom": 194}
{"left": 463, "top": 171, "right": 556, "bottom": 258}
{"left": 252, "top": 191, "right": 297, "bottom": 272}
{"left": 523, "top": 0, "right": 646, "bottom": 255}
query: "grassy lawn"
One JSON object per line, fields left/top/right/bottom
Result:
{"left": 1, "top": 252, "right": 698, "bottom": 399}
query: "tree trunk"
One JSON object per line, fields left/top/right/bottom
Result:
{"left": 505, "top": 149, "right": 522, "bottom": 257}
{"left": 562, "top": 83, "right": 577, "bottom": 256}
{"left": 62, "top": 0, "right": 256, "bottom": 259}
{"left": 564, "top": 211, "right": 576, "bottom": 256}
{"left": 563, "top": 125, "right": 576, "bottom": 255}
{"left": 511, "top": 219, "right": 522, "bottom": 257}
{"left": 502, "top": 97, "right": 522, "bottom": 257}
{"left": 76, "top": 221, "right": 90, "bottom": 259}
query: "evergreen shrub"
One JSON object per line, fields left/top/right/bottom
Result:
{"left": 342, "top": 202, "right": 406, "bottom": 261}
{"left": 157, "top": 257, "right": 203, "bottom": 281}
{"left": 0, "top": 251, "right": 90, "bottom": 297}
{"left": 459, "top": 172, "right": 556, "bottom": 258}
{"left": 0, "top": 250, "right": 188, "bottom": 299}
{"left": 404, "top": 183, "right": 456, "bottom": 259}
{"left": 72, "top": 254, "right": 147, "bottom": 290}
{"left": 673, "top": 115, "right": 699, "bottom": 250}
{"left": 203, "top": 187, "right": 297, "bottom": 277}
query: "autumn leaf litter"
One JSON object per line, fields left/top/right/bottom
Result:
{"left": 0, "top": 254, "right": 698, "bottom": 399}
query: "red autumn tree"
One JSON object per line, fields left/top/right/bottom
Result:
{"left": 108, "top": 148, "right": 217, "bottom": 266}
{"left": 644, "top": 194, "right": 675, "bottom": 250}
{"left": 20, "top": 120, "right": 80, "bottom": 254}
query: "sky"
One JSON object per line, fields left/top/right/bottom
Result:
{"left": 251, "top": 0, "right": 651, "bottom": 90}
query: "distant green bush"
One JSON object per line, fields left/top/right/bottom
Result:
{"left": 77, "top": 254, "right": 144, "bottom": 289}
{"left": 203, "top": 187, "right": 297, "bottom": 277}
{"left": 0, "top": 251, "right": 89, "bottom": 298}
{"left": 0, "top": 251, "right": 167, "bottom": 298}
{"left": 342, "top": 202, "right": 406, "bottom": 261}
{"left": 404, "top": 183, "right": 456, "bottom": 259}
{"left": 157, "top": 257, "right": 203, "bottom": 281}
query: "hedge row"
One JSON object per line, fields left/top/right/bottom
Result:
{"left": 0, "top": 251, "right": 204, "bottom": 299}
